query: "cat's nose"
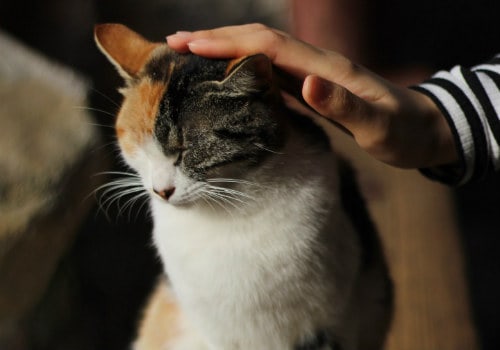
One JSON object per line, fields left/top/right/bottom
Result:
{"left": 153, "top": 187, "right": 175, "bottom": 200}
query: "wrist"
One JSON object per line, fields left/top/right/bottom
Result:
{"left": 416, "top": 90, "right": 459, "bottom": 167}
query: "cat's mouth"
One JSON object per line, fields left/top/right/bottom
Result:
{"left": 148, "top": 180, "right": 204, "bottom": 207}
{"left": 150, "top": 187, "right": 188, "bottom": 207}
{"left": 149, "top": 179, "right": 256, "bottom": 211}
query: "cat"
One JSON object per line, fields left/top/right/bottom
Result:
{"left": 95, "top": 23, "right": 392, "bottom": 350}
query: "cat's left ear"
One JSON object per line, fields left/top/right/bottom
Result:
{"left": 222, "top": 54, "right": 272, "bottom": 93}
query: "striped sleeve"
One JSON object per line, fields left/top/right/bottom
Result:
{"left": 413, "top": 54, "right": 500, "bottom": 185}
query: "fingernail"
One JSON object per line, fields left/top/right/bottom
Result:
{"left": 166, "top": 31, "right": 192, "bottom": 42}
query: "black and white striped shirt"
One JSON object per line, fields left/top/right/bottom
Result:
{"left": 414, "top": 55, "right": 500, "bottom": 185}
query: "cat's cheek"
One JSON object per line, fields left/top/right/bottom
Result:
{"left": 117, "top": 137, "right": 138, "bottom": 162}
{"left": 119, "top": 148, "right": 140, "bottom": 173}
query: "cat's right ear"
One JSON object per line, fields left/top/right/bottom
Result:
{"left": 94, "top": 23, "right": 158, "bottom": 81}
{"left": 222, "top": 54, "right": 273, "bottom": 94}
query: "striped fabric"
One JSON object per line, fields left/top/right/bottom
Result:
{"left": 414, "top": 55, "right": 500, "bottom": 185}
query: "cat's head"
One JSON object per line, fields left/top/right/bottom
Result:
{"left": 95, "top": 24, "right": 286, "bottom": 207}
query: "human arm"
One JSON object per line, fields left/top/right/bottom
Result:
{"left": 167, "top": 24, "right": 500, "bottom": 184}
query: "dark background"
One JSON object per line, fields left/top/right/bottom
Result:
{"left": 1, "top": 0, "right": 499, "bottom": 349}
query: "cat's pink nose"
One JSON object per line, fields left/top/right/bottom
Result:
{"left": 153, "top": 187, "right": 175, "bottom": 200}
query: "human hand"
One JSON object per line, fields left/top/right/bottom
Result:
{"left": 167, "top": 23, "right": 458, "bottom": 169}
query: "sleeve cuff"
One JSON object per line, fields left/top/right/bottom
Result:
{"left": 412, "top": 84, "right": 469, "bottom": 185}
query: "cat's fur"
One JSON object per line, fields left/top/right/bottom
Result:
{"left": 95, "top": 23, "right": 392, "bottom": 350}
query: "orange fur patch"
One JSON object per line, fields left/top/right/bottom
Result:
{"left": 116, "top": 79, "right": 167, "bottom": 155}
{"left": 95, "top": 24, "right": 159, "bottom": 78}
{"left": 134, "top": 280, "right": 183, "bottom": 349}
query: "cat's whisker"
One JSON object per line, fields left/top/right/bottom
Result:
{"left": 119, "top": 191, "right": 149, "bottom": 220}
{"left": 91, "top": 173, "right": 141, "bottom": 190}
{"left": 100, "top": 182, "right": 144, "bottom": 198}
{"left": 88, "top": 140, "right": 122, "bottom": 159}
{"left": 99, "top": 180, "right": 143, "bottom": 190}
{"left": 86, "top": 122, "right": 115, "bottom": 130}
{"left": 95, "top": 170, "right": 142, "bottom": 178}
{"left": 135, "top": 194, "right": 152, "bottom": 221}
{"left": 92, "top": 182, "right": 125, "bottom": 202}
{"left": 209, "top": 193, "right": 250, "bottom": 209}
{"left": 111, "top": 186, "right": 146, "bottom": 199}
{"left": 207, "top": 178, "right": 260, "bottom": 187}
{"left": 207, "top": 177, "right": 272, "bottom": 191}
{"left": 95, "top": 176, "right": 142, "bottom": 187}
{"left": 253, "top": 142, "right": 285, "bottom": 155}
{"left": 74, "top": 106, "right": 117, "bottom": 119}
{"left": 96, "top": 181, "right": 143, "bottom": 199}
{"left": 101, "top": 190, "right": 138, "bottom": 218}
{"left": 206, "top": 188, "right": 247, "bottom": 205}
{"left": 93, "top": 174, "right": 147, "bottom": 219}
{"left": 118, "top": 193, "right": 139, "bottom": 219}
{"left": 200, "top": 189, "right": 238, "bottom": 216}
{"left": 184, "top": 185, "right": 207, "bottom": 203}
{"left": 209, "top": 196, "right": 236, "bottom": 217}
{"left": 89, "top": 87, "right": 120, "bottom": 108}
{"left": 205, "top": 188, "right": 245, "bottom": 210}
{"left": 100, "top": 191, "right": 125, "bottom": 213}
{"left": 200, "top": 194, "right": 217, "bottom": 212}
{"left": 207, "top": 185, "right": 255, "bottom": 202}
{"left": 202, "top": 184, "right": 256, "bottom": 216}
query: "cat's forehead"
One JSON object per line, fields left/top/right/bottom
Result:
{"left": 142, "top": 47, "right": 228, "bottom": 87}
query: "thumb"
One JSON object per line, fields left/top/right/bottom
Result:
{"left": 302, "top": 75, "right": 376, "bottom": 132}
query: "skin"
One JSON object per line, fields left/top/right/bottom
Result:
{"left": 166, "top": 23, "right": 458, "bottom": 169}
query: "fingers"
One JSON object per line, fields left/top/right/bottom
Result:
{"left": 167, "top": 23, "right": 271, "bottom": 55}
{"left": 167, "top": 23, "right": 277, "bottom": 49}
{"left": 167, "top": 23, "right": 348, "bottom": 80}
{"left": 165, "top": 31, "right": 193, "bottom": 53}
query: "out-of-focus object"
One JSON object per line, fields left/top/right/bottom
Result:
{"left": 0, "top": 30, "right": 103, "bottom": 349}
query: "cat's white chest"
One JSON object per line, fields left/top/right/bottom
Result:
{"left": 150, "top": 188, "right": 340, "bottom": 349}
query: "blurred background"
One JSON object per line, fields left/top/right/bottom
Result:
{"left": 0, "top": 0, "right": 499, "bottom": 349}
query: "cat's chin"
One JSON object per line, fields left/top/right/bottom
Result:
{"left": 152, "top": 195, "right": 189, "bottom": 207}
{"left": 151, "top": 194, "right": 249, "bottom": 215}
{"left": 150, "top": 193, "right": 202, "bottom": 209}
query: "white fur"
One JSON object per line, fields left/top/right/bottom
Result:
{"left": 121, "top": 138, "right": 198, "bottom": 206}
{"left": 128, "top": 134, "right": 362, "bottom": 350}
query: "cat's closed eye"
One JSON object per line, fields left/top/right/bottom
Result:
{"left": 173, "top": 147, "right": 186, "bottom": 166}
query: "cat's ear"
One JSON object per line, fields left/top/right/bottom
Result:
{"left": 94, "top": 23, "right": 159, "bottom": 80}
{"left": 222, "top": 54, "right": 273, "bottom": 93}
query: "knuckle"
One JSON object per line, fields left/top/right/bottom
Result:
{"left": 260, "top": 27, "right": 278, "bottom": 41}
{"left": 327, "top": 53, "right": 362, "bottom": 80}
{"left": 247, "top": 23, "right": 280, "bottom": 42}
{"left": 258, "top": 31, "right": 286, "bottom": 57}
